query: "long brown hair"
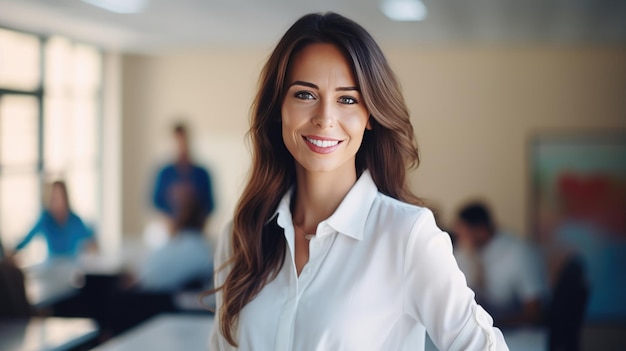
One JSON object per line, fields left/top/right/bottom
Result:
{"left": 216, "top": 12, "right": 421, "bottom": 346}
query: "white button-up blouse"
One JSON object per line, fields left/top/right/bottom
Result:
{"left": 209, "top": 171, "right": 508, "bottom": 350}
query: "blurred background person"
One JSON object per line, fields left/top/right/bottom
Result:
{"left": 9, "top": 180, "right": 97, "bottom": 261}
{"left": 0, "top": 234, "right": 32, "bottom": 317}
{"left": 138, "top": 191, "right": 213, "bottom": 292}
{"left": 0, "top": 259, "right": 32, "bottom": 317}
{"left": 93, "top": 192, "right": 214, "bottom": 339}
{"left": 453, "top": 201, "right": 545, "bottom": 328}
{"left": 0, "top": 235, "right": 5, "bottom": 260}
{"left": 152, "top": 122, "right": 215, "bottom": 233}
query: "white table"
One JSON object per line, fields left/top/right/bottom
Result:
{"left": 93, "top": 314, "right": 214, "bottom": 351}
{"left": 425, "top": 327, "right": 547, "bottom": 351}
{"left": 0, "top": 317, "right": 98, "bottom": 351}
{"left": 25, "top": 255, "right": 128, "bottom": 308}
{"left": 25, "top": 261, "right": 81, "bottom": 308}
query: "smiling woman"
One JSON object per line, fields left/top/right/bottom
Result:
{"left": 281, "top": 43, "right": 371, "bottom": 176}
{"left": 208, "top": 12, "right": 509, "bottom": 351}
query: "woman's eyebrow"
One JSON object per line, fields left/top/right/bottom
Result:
{"left": 289, "top": 80, "right": 318, "bottom": 89}
{"left": 336, "top": 86, "right": 359, "bottom": 92}
{"left": 289, "top": 80, "right": 359, "bottom": 92}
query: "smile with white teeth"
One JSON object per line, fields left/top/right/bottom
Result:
{"left": 305, "top": 137, "right": 340, "bottom": 148}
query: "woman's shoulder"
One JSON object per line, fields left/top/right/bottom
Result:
{"left": 378, "top": 192, "right": 446, "bottom": 233}
{"left": 39, "top": 210, "right": 52, "bottom": 220}
{"left": 369, "top": 193, "right": 440, "bottom": 237}
{"left": 214, "top": 222, "right": 234, "bottom": 263}
{"left": 374, "top": 192, "right": 433, "bottom": 222}
{"left": 67, "top": 211, "right": 86, "bottom": 223}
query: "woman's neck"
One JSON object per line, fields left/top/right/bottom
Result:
{"left": 292, "top": 166, "right": 358, "bottom": 233}
{"left": 50, "top": 209, "right": 69, "bottom": 225}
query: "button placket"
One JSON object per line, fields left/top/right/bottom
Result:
{"left": 276, "top": 288, "right": 299, "bottom": 351}
{"left": 298, "top": 235, "right": 325, "bottom": 294}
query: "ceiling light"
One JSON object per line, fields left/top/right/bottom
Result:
{"left": 81, "top": 0, "right": 148, "bottom": 14}
{"left": 381, "top": 0, "right": 428, "bottom": 22}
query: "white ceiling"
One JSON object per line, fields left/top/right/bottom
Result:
{"left": 1, "top": 0, "right": 625, "bottom": 53}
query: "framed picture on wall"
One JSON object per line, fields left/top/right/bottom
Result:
{"left": 530, "top": 130, "right": 626, "bottom": 322}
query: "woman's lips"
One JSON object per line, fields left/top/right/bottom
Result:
{"left": 303, "top": 135, "right": 343, "bottom": 154}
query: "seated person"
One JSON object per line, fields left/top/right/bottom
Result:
{"left": 136, "top": 193, "right": 213, "bottom": 292}
{"left": 0, "top": 235, "right": 5, "bottom": 259}
{"left": 0, "top": 238, "right": 32, "bottom": 317}
{"left": 453, "top": 201, "right": 545, "bottom": 328}
{"left": 11, "top": 180, "right": 96, "bottom": 260}
{"left": 0, "top": 260, "right": 32, "bottom": 317}
{"left": 92, "top": 194, "right": 214, "bottom": 337}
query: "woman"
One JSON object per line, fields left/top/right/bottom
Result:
{"left": 13, "top": 180, "right": 95, "bottom": 260}
{"left": 210, "top": 12, "right": 508, "bottom": 350}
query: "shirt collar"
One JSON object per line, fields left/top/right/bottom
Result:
{"left": 271, "top": 188, "right": 293, "bottom": 230}
{"left": 269, "top": 170, "right": 378, "bottom": 241}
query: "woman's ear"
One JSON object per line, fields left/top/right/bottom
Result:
{"left": 366, "top": 116, "right": 373, "bottom": 130}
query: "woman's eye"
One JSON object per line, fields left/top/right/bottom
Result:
{"left": 338, "top": 96, "right": 358, "bottom": 105}
{"left": 294, "top": 91, "right": 315, "bottom": 100}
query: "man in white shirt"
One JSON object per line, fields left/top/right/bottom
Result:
{"left": 453, "top": 202, "right": 545, "bottom": 328}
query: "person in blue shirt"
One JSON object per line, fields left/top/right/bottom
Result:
{"left": 139, "top": 191, "right": 213, "bottom": 292}
{"left": 152, "top": 122, "right": 215, "bottom": 227}
{"left": 13, "top": 180, "right": 95, "bottom": 259}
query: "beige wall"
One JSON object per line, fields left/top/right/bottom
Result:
{"left": 121, "top": 45, "right": 626, "bottom": 239}
{"left": 391, "top": 47, "right": 626, "bottom": 235}
{"left": 121, "top": 49, "right": 269, "bottom": 237}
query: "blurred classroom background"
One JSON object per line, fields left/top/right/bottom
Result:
{"left": 0, "top": 0, "right": 625, "bottom": 350}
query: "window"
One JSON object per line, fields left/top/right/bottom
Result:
{"left": 0, "top": 28, "right": 101, "bottom": 266}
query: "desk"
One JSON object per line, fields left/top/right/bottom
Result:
{"left": 25, "top": 261, "right": 80, "bottom": 308}
{"left": 0, "top": 317, "right": 98, "bottom": 351}
{"left": 93, "top": 314, "right": 213, "bottom": 351}
{"left": 425, "top": 328, "right": 547, "bottom": 351}
{"left": 25, "top": 255, "right": 127, "bottom": 308}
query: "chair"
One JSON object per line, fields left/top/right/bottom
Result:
{"left": 548, "top": 256, "right": 589, "bottom": 351}
{"left": 0, "top": 260, "right": 32, "bottom": 317}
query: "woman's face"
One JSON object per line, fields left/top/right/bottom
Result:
{"left": 49, "top": 184, "right": 68, "bottom": 216}
{"left": 281, "top": 43, "right": 370, "bottom": 176}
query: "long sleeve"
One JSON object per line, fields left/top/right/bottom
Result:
{"left": 208, "top": 283, "right": 222, "bottom": 350}
{"left": 209, "top": 222, "right": 234, "bottom": 351}
{"left": 15, "top": 215, "right": 43, "bottom": 251}
{"left": 74, "top": 215, "right": 93, "bottom": 240}
{"left": 403, "top": 210, "right": 509, "bottom": 351}
{"left": 198, "top": 167, "right": 215, "bottom": 216}
{"left": 152, "top": 167, "right": 170, "bottom": 214}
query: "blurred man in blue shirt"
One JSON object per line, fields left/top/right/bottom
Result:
{"left": 152, "top": 123, "right": 215, "bottom": 229}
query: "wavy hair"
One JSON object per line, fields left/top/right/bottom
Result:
{"left": 215, "top": 12, "right": 421, "bottom": 346}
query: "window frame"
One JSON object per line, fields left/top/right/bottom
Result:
{"left": 0, "top": 25, "right": 103, "bottom": 263}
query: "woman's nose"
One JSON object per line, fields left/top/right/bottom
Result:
{"left": 311, "top": 99, "right": 335, "bottom": 128}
